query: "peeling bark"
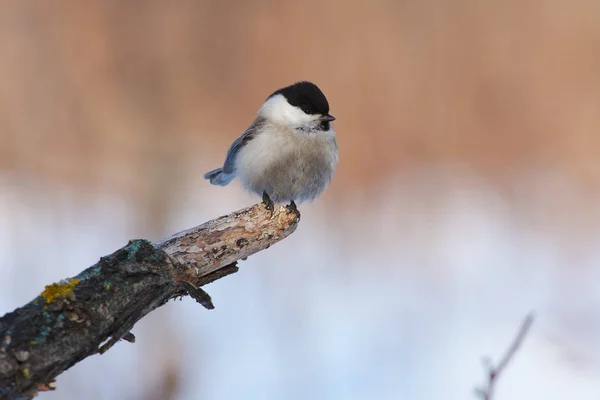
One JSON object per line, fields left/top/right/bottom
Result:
{"left": 0, "top": 204, "right": 299, "bottom": 400}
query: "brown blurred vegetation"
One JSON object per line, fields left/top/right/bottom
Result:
{"left": 1, "top": 0, "right": 600, "bottom": 198}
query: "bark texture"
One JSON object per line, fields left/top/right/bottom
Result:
{"left": 0, "top": 203, "right": 300, "bottom": 400}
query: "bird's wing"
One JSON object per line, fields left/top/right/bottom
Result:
{"left": 222, "top": 118, "right": 264, "bottom": 174}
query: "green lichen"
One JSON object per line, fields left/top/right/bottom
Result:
{"left": 40, "top": 279, "right": 80, "bottom": 303}
{"left": 31, "top": 313, "right": 53, "bottom": 345}
{"left": 77, "top": 265, "right": 102, "bottom": 281}
{"left": 123, "top": 239, "right": 165, "bottom": 264}
{"left": 29, "top": 336, "right": 45, "bottom": 345}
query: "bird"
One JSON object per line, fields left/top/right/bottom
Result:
{"left": 204, "top": 81, "right": 338, "bottom": 214}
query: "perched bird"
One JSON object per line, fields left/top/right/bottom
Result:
{"left": 204, "top": 81, "right": 338, "bottom": 213}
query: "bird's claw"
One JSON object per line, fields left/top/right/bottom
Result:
{"left": 286, "top": 200, "right": 300, "bottom": 219}
{"left": 262, "top": 191, "right": 275, "bottom": 216}
{"left": 286, "top": 200, "right": 297, "bottom": 213}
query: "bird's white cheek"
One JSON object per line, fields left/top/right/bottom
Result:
{"left": 259, "top": 94, "right": 314, "bottom": 126}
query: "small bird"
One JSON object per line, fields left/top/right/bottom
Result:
{"left": 204, "top": 81, "right": 338, "bottom": 213}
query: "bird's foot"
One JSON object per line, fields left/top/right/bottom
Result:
{"left": 286, "top": 200, "right": 300, "bottom": 219}
{"left": 262, "top": 191, "right": 275, "bottom": 216}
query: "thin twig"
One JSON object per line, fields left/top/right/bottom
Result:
{"left": 476, "top": 313, "right": 535, "bottom": 400}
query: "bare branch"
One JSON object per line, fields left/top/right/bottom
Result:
{"left": 476, "top": 313, "right": 535, "bottom": 400}
{"left": 0, "top": 203, "right": 300, "bottom": 400}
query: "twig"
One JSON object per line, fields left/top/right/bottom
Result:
{"left": 475, "top": 313, "right": 535, "bottom": 400}
{"left": 0, "top": 203, "right": 300, "bottom": 400}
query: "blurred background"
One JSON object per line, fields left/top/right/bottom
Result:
{"left": 1, "top": 1, "right": 600, "bottom": 399}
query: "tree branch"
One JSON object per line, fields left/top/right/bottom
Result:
{"left": 475, "top": 313, "right": 535, "bottom": 400}
{"left": 0, "top": 203, "right": 300, "bottom": 400}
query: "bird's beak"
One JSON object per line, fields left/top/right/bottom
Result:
{"left": 323, "top": 114, "right": 336, "bottom": 122}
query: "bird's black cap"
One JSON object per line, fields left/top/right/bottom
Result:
{"left": 268, "top": 81, "right": 330, "bottom": 116}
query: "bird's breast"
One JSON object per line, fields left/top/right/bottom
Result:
{"left": 235, "top": 125, "right": 338, "bottom": 202}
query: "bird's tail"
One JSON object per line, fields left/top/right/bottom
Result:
{"left": 204, "top": 167, "right": 235, "bottom": 186}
